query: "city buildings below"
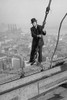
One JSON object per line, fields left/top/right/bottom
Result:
{"left": 0, "top": 53, "right": 24, "bottom": 71}
{"left": 12, "top": 57, "right": 21, "bottom": 69}
{"left": 7, "top": 24, "right": 22, "bottom": 34}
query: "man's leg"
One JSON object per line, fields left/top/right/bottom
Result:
{"left": 29, "top": 49, "right": 35, "bottom": 62}
{"left": 29, "top": 45, "right": 37, "bottom": 63}
{"left": 38, "top": 46, "right": 42, "bottom": 63}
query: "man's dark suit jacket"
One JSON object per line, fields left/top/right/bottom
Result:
{"left": 30, "top": 25, "right": 46, "bottom": 47}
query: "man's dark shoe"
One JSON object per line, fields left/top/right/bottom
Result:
{"left": 31, "top": 60, "right": 36, "bottom": 65}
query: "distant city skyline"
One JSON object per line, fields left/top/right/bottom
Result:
{"left": 0, "top": 0, "right": 67, "bottom": 33}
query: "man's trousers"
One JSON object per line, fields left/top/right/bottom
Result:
{"left": 29, "top": 45, "right": 42, "bottom": 63}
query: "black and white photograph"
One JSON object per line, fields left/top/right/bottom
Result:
{"left": 0, "top": 0, "right": 67, "bottom": 100}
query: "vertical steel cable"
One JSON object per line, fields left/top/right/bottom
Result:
{"left": 50, "top": 13, "right": 67, "bottom": 68}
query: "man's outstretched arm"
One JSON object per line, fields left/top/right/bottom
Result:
{"left": 42, "top": 29, "right": 46, "bottom": 35}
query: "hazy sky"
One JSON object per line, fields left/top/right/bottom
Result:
{"left": 0, "top": 0, "right": 67, "bottom": 29}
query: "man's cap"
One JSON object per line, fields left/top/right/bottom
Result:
{"left": 31, "top": 18, "right": 37, "bottom": 24}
